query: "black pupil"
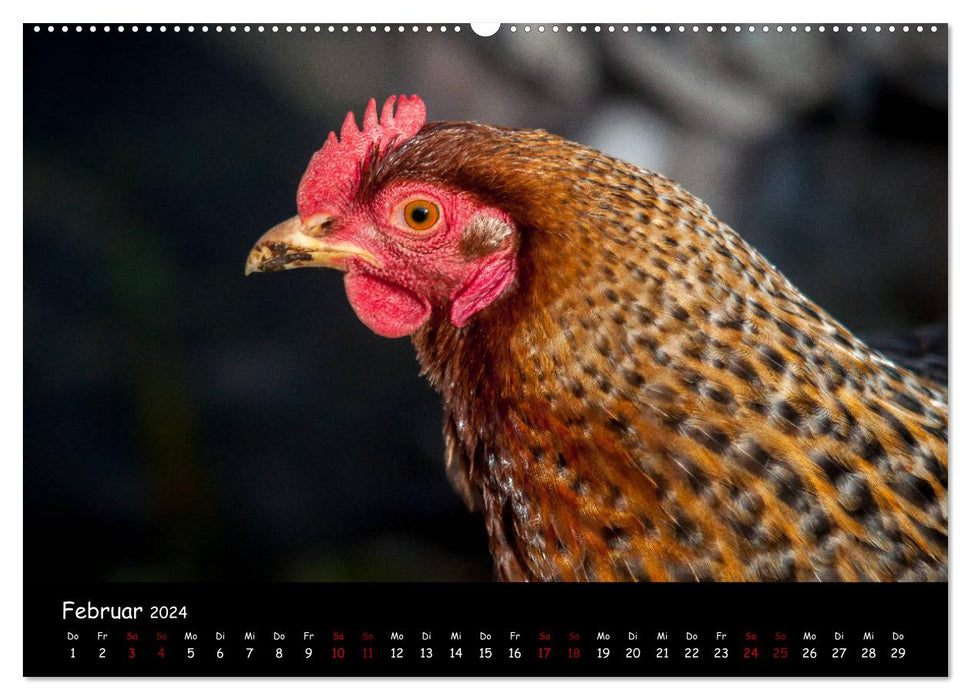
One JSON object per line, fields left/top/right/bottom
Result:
{"left": 410, "top": 206, "right": 429, "bottom": 224}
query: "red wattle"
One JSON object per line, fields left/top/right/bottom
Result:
{"left": 344, "top": 273, "right": 431, "bottom": 338}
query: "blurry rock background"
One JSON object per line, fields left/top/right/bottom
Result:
{"left": 24, "top": 24, "right": 946, "bottom": 582}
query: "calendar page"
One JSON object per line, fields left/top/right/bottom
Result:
{"left": 23, "top": 20, "right": 948, "bottom": 678}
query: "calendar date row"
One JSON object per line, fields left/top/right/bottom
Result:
{"left": 66, "top": 641, "right": 909, "bottom": 663}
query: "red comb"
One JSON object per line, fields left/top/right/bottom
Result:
{"left": 297, "top": 95, "right": 427, "bottom": 220}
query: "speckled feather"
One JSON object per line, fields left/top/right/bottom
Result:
{"left": 367, "top": 122, "right": 948, "bottom": 582}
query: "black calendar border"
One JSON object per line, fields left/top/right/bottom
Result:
{"left": 24, "top": 582, "right": 948, "bottom": 677}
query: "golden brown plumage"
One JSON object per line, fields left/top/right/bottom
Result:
{"left": 248, "top": 98, "right": 948, "bottom": 582}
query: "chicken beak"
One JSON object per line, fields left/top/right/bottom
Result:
{"left": 245, "top": 215, "right": 380, "bottom": 276}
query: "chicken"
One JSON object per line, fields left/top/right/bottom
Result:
{"left": 245, "top": 95, "right": 948, "bottom": 582}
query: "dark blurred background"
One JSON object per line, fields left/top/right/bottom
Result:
{"left": 24, "top": 24, "right": 946, "bottom": 582}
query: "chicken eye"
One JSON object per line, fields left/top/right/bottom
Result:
{"left": 402, "top": 199, "right": 440, "bottom": 232}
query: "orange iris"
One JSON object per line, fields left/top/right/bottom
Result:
{"left": 403, "top": 199, "right": 440, "bottom": 231}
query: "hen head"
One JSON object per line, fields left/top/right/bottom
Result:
{"left": 246, "top": 95, "right": 519, "bottom": 338}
